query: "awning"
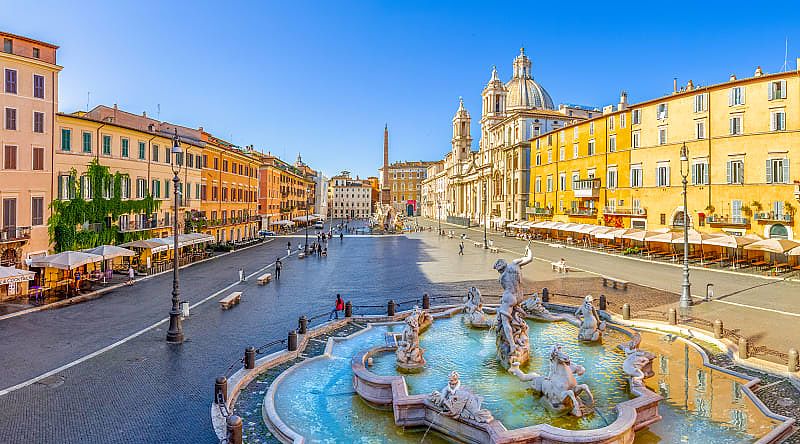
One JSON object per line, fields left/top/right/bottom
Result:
{"left": 182, "top": 232, "right": 215, "bottom": 245}
{"left": 744, "top": 238, "right": 800, "bottom": 254}
{"left": 507, "top": 221, "right": 523, "bottom": 229}
{"left": 594, "top": 228, "right": 625, "bottom": 240}
{"left": 29, "top": 251, "right": 104, "bottom": 270}
{"left": 703, "top": 234, "right": 758, "bottom": 248}
{"left": 120, "top": 239, "right": 170, "bottom": 253}
{"left": 575, "top": 224, "right": 600, "bottom": 234}
{"left": 272, "top": 220, "right": 296, "bottom": 226}
{"left": 0, "top": 266, "right": 35, "bottom": 285}
{"left": 84, "top": 245, "right": 136, "bottom": 260}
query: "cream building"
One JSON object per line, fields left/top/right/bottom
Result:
{"left": 329, "top": 172, "right": 372, "bottom": 220}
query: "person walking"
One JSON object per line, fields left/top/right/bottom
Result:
{"left": 459, "top": 241, "right": 464, "bottom": 256}
{"left": 287, "top": 241, "right": 292, "bottom": 257}
{"left": 328, "top": 294, "right": 345, "bottom": 320}
{"left": 275, "top": 258, "right": 282, "bottom": 279}
{"left": 127, "top": 265, "right": 135, "bottom": 286}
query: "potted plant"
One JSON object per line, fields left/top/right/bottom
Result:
{"left": 742, "top": 205, "right": 752, "bottom": 217}
{"left": 785, "top": 201, "right": 796, "bottom": 218}
{"left": 751, "top": 201, "right": 763, "bottom": 211}
{"left": 704, "top": 204, "right": 716, "bottom": 214}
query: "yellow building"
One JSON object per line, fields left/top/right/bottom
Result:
{"left": 530, "top": 64, "right": 800, "bottom": 240}
{"left": 199, "top": 132, "right": 260, "bottom": 243}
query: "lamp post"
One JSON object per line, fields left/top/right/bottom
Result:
{"left": 437, "top": 200, "right": 442, "bottom": 234}
{"left": 166, "top": 130, "right": 184, "bottom": 343}
{"left": 304, "top": 186, "right": 310, "bottom": 255}
{"left": 679, "top": 143, "right": 692, "bottom": 309}
{"left": 483, "top": 180, "right": 488, "bottom": 249}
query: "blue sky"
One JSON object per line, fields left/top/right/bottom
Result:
{"left": 4, "top": 1, "right": 800, "bottom": 178}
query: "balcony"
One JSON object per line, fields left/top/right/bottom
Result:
{"left": 526, "top": 207, "right": 553, "bottom": 217}
{"left": 753, "top": 212, "right": 793, "bottom": 224}
{"left": 0, "top": 226, "right": 31, "bottom": 243}
{"left": 603, "top": 207, "right": 646, "bottom": 217}
{"left": 706, "top": 215, "right": 749, "bottom": 227}
{"left": 565, "top": 208, "right": 598, "bottom": 217}
{"left": 119, "top": 220, "right": 156, "bottom": 232}
{"left": 573, "top": 178, "right": 601, "bottom": 198}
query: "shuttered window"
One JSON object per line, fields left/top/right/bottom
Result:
{"left": 768, "top": 80, "right": 787, "bottom": 100}
{"left": 766, "top": 158, "right": 789, "bottom": 184}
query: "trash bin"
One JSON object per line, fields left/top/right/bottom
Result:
{"left": 181, "top": 301, "right": 190, "bottom": 318}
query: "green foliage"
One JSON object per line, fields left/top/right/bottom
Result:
{"left": 623, "top": 247, "right": 641, "bottom": 255}
{"left": 48, "top": 159, "right": 161, "bottom": 252}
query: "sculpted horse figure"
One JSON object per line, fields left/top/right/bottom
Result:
{"left": 574, "top": 295, "right": 606, "bottom": 342}
{"left": 508, "top": 345, "right": 594, "bottom": 417}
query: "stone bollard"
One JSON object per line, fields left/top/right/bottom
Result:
{"left": 789, "top": 348, "right": 799, "bottom": 373}
{"left": 422, "top": 293, "right": 430, "bottom": 309}
{"left": 344, "top": 301, "right": 352, "bottom": 318}
{"left": 298, "top": 315, "right": 308, "bottom": 334}
{"left": 287, "top": 330, "right": 298, "bottom": 352}
{"left": 713, "top": 320, "right": 724, "bottom": 339}
{"left": 244, "top": 347, "right": 256, "bottom": 370}
{"left": 226, "top": 415, "right": 243, "bottom": 444}
{"left": 214, "top": 376, "right": 228, "bottom": 404}
{"left": 622, "top": 303, "right": 630, "bottom": 320}
{"left": 387, "top": 299, "right": 396, "bottom": 317}
{"left": 541, "top": 288, "right": 549, "bottom": 303}
{"left": 599, "top": 294, "right": 607, "bottom": 311}
{"left": 738, "top": 337, "right": 749, "bottom": 359}
{"left": 668, "top": 308, "right": 677, "bottom": 325}
{"left": 706, "top": 283, "right": 714, "bottom": 302}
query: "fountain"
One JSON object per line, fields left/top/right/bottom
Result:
{"left": 521, "top": 292, "right": 565, "bottom": 321}
{"left": 575, "top": 295, "right": 606, "bottom": 342}
{"left": 395, "top": 310, "right": 426, "bottom": 372}
{"left": 493, "top": 242, "right": 533, "bottom": 368}
{"left": 463, "top": 286, "right": 493, "bottom": 328}
{"left": 428, "top": 371, "right": 494, "bottom": 423}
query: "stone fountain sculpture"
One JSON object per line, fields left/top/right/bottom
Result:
{"left": 509, "top": 345, "right": 595, "bottom": 417}
{"left": 493, "top": 242, "right": 533, "bottom": 368}
{"left": 575, "top": 295, "right": 606, "bottom": 342}
{"left": 463, "top": 286, "right": 493, "bottom": 328}
{"left": 520, "top": 293, "right": 564, "bottom": 322}
{"left": 618, "top": 332, "right": 656, "bottom": 389}
{"left": 409, "top": 305, "right": 433, "bottom": 332}
{"left": 395, "top": 311, "right": 426, "bottom": 372}
{"left": 429, "top": 371, "right": 494, "bottom": 423}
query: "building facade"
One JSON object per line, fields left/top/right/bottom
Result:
{"left": 0, "top": 32, "right": 61, "bottom": 267}
{"left": 528, "top": 63, "right": 800, "bottom": 239}
{"left": 378, "top": 160, "right": 435, "bottom": 216}
{"left": 329, "top": 172, "right": 372, "bottom": 220}
{"left": 257, "top": 154, "right": 315, "bottom": 227}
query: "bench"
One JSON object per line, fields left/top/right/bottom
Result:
{"left": 551, "top": 262, "right": 568, "bottom": 273}
{"left": 219, "top": 291, "right": 242, "bottom": 309}
{"left": 257, "top": 273, "right": 272, "bottom": 285}
{"left": 489, "top": 246, "right": 499, "bottom": 253}
{"left": 473, "top": 241, "right": 483, "bottom": 247}
{"left": 601, "top": 276, "right": 628, "bottom": 290}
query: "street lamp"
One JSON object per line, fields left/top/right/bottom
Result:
{"left": 304, "top": 186, "right": 310, "bottom": 255}
{"left": 166, "top": 129, "right": 184, "bottom": 343}
{"left": 679, "top": 143, "right": 692, "bottom": 309}
{"left": 437, "top": 200, "right": 442, "bottom": 235}
{"left": 483, "top": 180, "right": 488, "bottom": 249}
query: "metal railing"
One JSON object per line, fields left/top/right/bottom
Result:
{"left": 0, "top": 226, "right": 31, "bottom": 242}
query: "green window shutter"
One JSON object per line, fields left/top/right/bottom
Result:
{"left": 122, "top": 139, "right": 129, "bottom": 157}
{"left": 83, "top": 132, "right": 92, "bottom": 153}
{"left": 138, "top": 142, "right": 146, "bottom": 159}
{"left": 102, "top": 135, "right": 111, "bottom": 155}
{"left": 57, "top": 175, "right": 63, "bottom": 199}
{"left": 61, "top": 129, "right": 70, "bottom": 151}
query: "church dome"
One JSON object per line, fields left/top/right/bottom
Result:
{"left": 504, "top": 48, "right": 554, "bottom": 111}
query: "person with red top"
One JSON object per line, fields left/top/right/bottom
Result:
{"left": 329, "top": 294, "right": 345, "bottom": 320}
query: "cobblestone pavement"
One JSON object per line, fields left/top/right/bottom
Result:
{"left": 419, "top": 219, "right": 800, "bottom": 357}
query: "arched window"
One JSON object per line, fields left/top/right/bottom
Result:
{"left": 769, "top": 224, "right": 788, "bottom": 239}
{"left": 672, "top": 211, "right": 691, "bottom": 227}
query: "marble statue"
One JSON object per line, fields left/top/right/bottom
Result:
{"left": 396, "top": 311, "right": 425, "bottom": 372}
{"left": 520, "top": 293, "right": 564, "bottom": 322}
{"left": 508, "top": 345, "right": 595, "bottom": 417}
{"left": 409, "top": 305, "right": 433, "bottom": 332}
{"left": 463, "top": 287, "right": 493, "bottom": 328}
{"left": 429, "top": 371, "right": 494, "bottom": 423}
{"left": 618, "top": 332, "right": 656, "bottom": 389}
{"left": 575, "top": 295, "right": 606, "bottom": 342}
{"left": 494, "top": 242, "right": 533, "bottom": 368}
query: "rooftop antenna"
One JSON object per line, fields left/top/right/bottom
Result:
{"left": 157, "top": 104, "right": 161, "bottom": 120}
{"left": 86, "top": 92, "right": 90, "bottom": 112}
{"left": 780, "top": 37, "right": 789, "bottom": 72}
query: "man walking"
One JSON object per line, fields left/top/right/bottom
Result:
{"left": 459, "top": 241, "right": 464, "bottom": 256}
{"left": 287, "top": 240, "right": 292, "bottom": 257}
{"left": 275, "top": 258, "right": 282, "bottom": 279}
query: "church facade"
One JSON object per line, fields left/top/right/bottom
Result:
{"left": 422, "top": 49, "right": 593, "bottom": 226}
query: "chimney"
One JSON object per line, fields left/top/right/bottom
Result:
{"left": 673, "top": 78, "right": 678, "bottom": 93}
{"left": 686, "top": 80, "right": 694, "bottom": 90}
{"left": 729, "top": 74, "right": 737, "bottom": 81}
{"left": 754, "top": 66, "right": 763, "bottom": 77}
{"left": 618, "top": 91, "right": 628, "bottom": 110}
{"left": 113, "top": 103, "right": 118, "bottom": 110}
{"left": 198, "top": 126, "right": 204, "bottom": 132}
{"left": 142, "top": 111, "right": 147, "bottom": 117}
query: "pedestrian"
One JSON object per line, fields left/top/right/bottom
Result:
{"left": 127, "top": 265, "right": 135, "bottom": 285}
{"left": 275, "top": 258, "right": 282, "bottom": 279}
{"left": 238, "top": 267, "right": 245, "bottom": 282}
{"left": 340, "top": 232, "right": 344, "bottom": 240}
{"left": 328, "top": 294, "right": 345, "bottom": 320}
{"left": 459, "top": 241, "right": 464, "bottom": 256}
{"left": 287, "top": 241, "right": 292, "bottom": 257}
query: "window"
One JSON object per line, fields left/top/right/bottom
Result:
{"left": 546, "top": 175, "right": 553, "bottom": 192}
{"left": 83, "top": 132, "right": 93, "bottom": 153}
{"left": 165, "top": 147, "right": 171, "bottom": 164}
{"left": 223, "top": 160, "right": 228, "bottom": 172}
{"left": 620, "top": 113, "right": 626, "bottom": 128}
{"left": 656, "top": 164, "right": 670, "bottom": 187}
{"left": 4, "top": 145, "right": 17, "bottom": 169}
{"left": 696, "top": 121, "right": 706, "bottom": 139}
{"left": 729, "top": 116, "right": 742, "bottom": 135}
{"left": 4, "top": 108, "right": 16, "bottom": 130}
{"left": 766, "top": 158, "right": 789, "bottom": 184}
{"left": 632, "top": 109, "right": 641, "bottom": 125}
{"left": 559, "top": 173, "right": 566, "bottom": 190}
{"left": 534, "top": 177, "right": 541, "bottom": 193}
{"left": 32, "top": 47, "right": 40, "bottom": 59}
{"left": 164, "top": 179, "right": 170, "bottom": 198}
{"left": 768, "top": 81, "right": 786, "bottom": 100}
{"left": 152, "top": 144, "right": 159, "bottom": 162}
{"left": 731, "top": 200, "right": 743, "bottom": 222}
{"left": 727, "top": 160, "right": 744, "bottom": 184}
{"left": 57, "top": 175, "right": 73, "bottom": 200}
{"left": 138, "top": 142, "right": 146, "bottom": 159}
{"left": 547, "top": 150, "right": 552, "bottom": 163}
{"left": 79, "top": 175, "right": 91, "bottom": 199}
{"left": 608, "top": 135, "right": 616, "bottom": 152}
{"left": 658, "top": 127, "right": 667, "bottom": 145}
{"left": 31, "top": 197, "right": 44, "bottom": 225}
{"left": 151, "top": 180, "right": 161, "bottom": 199}
{"left": 136, "top": 178, "right": 147, "bottom": 199}
{"left": 33, "top": 75, "right": 45, "bottom": 99}
{"left": 607, "top": 168, "right": 618, "bottom": 189}
{"left": 729, "top": 87, "right": 745, "bottom": 106}
{"left": 632, "top": 131, "right": 640, "bottom": 149}
{"left": 535, "top": 153, "right": 541, "bottom": 166}
{"left": 559, "top": 146, "right": 565, "bottom": 161}
{"left": 4, "top": 69, "right": 17, "bottom": 94}
{"left": 203, "top": 155, "right": 208, "bottom": 168}
{"left": 771, "top": 111, "right": 786, "bottom": 131}
{"left": 32, "top": 147, "right": 44, "bottom": 170}
{"left": 61, "top": 129, "right": 71, "bottom": 151}
{"left": 3, "top": 38, "right": 11, "bottom": 53}
{"left": 692, "top": 162, "right": 709, "bottom": 185}
{"left": 573, "top": 127, "right": 578, "bottom": 139}
{"left": 33, "top": 112, "right": 44, "bottom": 133}
{"left": 121, "top": 138, "right": 129, "bottom": 157}
{"left": 573, "top": 143, "right": 579, "bottom": 158}
{"left": 608, "top": 116, "right": 615, "bottom": 131}
{"left": 693, "top": 94, "right": 706, "bottom": 112}
{"left": 589, "top": 122, "right": 594, "bottom": 135}
{"left": 2, "top": 198, "right": 16, "bottom": 232}
{"left": 657, "top": 103, "right": 668, "bottom": 119}
{"left": 102, "top": 135, "right": 111, "bottom": 155}
{"left": 630, "top": 165, "right": 642, "bottom": 188}
{"left": 588, "top": 140, "right": 595, "bottom": 155}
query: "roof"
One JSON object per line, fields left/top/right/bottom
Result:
{"left": 0, "top": 31, "right": 59, "bottom": 49}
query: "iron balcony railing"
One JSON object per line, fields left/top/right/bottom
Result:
{"left": 706, "top": 215, "right": 749, "bottom": 225}
{"left": 753, "top": 212, "right": 793, "bottom": 223}
{"left": 565, "top": 208, "right": 598, "bottom": 217}
{"left": 602, "top": 207, "right": 646, "bottom": 216}
{"left": 0, "top": 226, "right": 31, "bottom": 243}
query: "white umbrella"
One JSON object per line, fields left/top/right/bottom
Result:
{"left": 644, "top": 231, "right": 685, "bottom": 243}
{"left": 29, "top": 251, "right": 103, "bottom": 270}
{"left": 702, "top": 235, "right": 757, "bottom": 248}
{"left": 743, "top": 238, "right": 800, "bottom": 254}
{"left": 120, "top": 239, "right": 170, "bottom": 253}
{"left": 0, "top": 266, "right": 35, "bottom": 286}
{"left": 594, "top": 228, "right": 623, "bottom": 240}
{"left": 85, "top": 245, "right": 135, "bottom": 260}
{"left": 788, "top": 245, "right": 800, "bottom": 256}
